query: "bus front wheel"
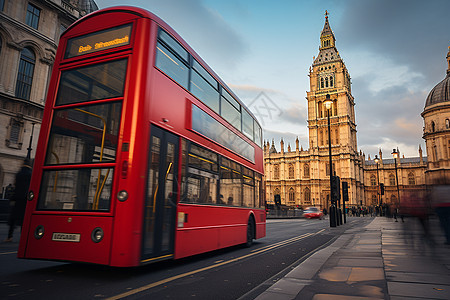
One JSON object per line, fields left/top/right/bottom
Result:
{"left": 245, "top": 218, "right": 255, "bottom": 247}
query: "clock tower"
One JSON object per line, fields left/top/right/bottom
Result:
{"left": 305, "top": 11, "right": 363, "bottom": 208}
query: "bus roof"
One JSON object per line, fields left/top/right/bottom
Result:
{"left": 64, "top": 6, "right": 261, "bottom": 127}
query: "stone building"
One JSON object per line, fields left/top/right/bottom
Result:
{"left": 0, "top": 0, "right": 97, "bottom": 195}
{"left": 264, "top": 13, "right": 365, "bottom": 210}
{"left": 422, "top": 46, "right": 450, "bottom": 185}
{"left": 264, "top": 13, "right": 434, "bottom": 211}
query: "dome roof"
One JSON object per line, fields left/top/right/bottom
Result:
{"left": 425, "top": 47, "right": 450, "bottom": 109}
{"left": 425, "top": 73, "right": 450, "bottom": 108}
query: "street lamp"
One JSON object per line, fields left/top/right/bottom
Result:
{"left": 391, "top": 148, "right": 401, "bottom": 222}
{"left": 26, "top": 122, "right": 36, "bottom": 160}
{"left": 374, "top": 155, "right": 380, "bottom": 216}
{"left": 324, "top": 94, "right": 337, "bottom": 227}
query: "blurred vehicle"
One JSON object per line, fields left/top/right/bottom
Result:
{"left": 303, "top": 207, "right": 324, "bottom": 219}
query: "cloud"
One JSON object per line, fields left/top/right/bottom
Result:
{"left": 95, "top": 0, "right": 248, "bottom": 69}
{"left": 337, "top": 0, "right": 450, "bottom": 88}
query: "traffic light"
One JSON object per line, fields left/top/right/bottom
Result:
{"left": 380, "top": 183, "right": 385, "bottom": 195}
{"left": 331, "top": 175, "right": 340, "bottom": 203}
{"left": 342, "top": 181, "right": 349, "bottom": 202}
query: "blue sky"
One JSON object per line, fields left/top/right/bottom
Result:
{"left": 96, "top": 0, "right": 450, "bottom": 158}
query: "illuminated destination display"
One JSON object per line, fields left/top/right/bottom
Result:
{"left": 65, "top": 24, "right": 132, "bottom": 58}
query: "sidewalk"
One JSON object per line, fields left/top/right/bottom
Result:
{"left": 256, "top": 217, "right": 450, "bottom": 300}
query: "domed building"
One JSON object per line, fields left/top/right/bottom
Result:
{"left": 422, "top": 46, "right": 450, "bottom": 185}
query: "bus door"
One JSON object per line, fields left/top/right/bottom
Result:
{"left": 142, "top": 125, "right": 178, "bottom": 262}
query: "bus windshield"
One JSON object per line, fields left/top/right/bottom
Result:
{"left": 37, "top": 59, "right": 127, "bottom": 212}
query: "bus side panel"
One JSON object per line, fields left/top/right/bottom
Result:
{"left": 174, "top": 205, "right": 255, "bottom": 259}
{"left": 23, "top": 215, "right": 113, "bottom": 265}
{"left": 255, "top": 210, "right": 266, "bottom": 239}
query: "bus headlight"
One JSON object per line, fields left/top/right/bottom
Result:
{"left": 91, "top": 227, "right": 104, "bottom": 243}
{"left": 117, "top": 190, "right": 128, "bottom": 201}
{"left": 34, "top": 225, "right": 45, "bottom": 239}
{"left": 28, "top": 191, "right": 34, "bottom": 201}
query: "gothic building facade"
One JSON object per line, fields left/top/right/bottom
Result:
{"left": 264, "top": 14, "right": 365, "bottom": 209}
{"left": 0, "top": 0, "right": 97, "bottom": 194}
{"left": 264, "top": 13, "right": 435, "bottom": 210}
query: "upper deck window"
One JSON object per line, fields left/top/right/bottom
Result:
{"left": 65, "top": 24, "right": 132, "bottom": 59}
{"left": 56, "top": 58, "right": 127, "bottom": 106}
{"left": 155, "top": 30, "right": 189, "bottom": 89}
{"left": 242, "top": 109, "right": 254, "bottom": 140}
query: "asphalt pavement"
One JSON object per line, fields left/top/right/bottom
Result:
{"left": 255, "top": 216, "right": 450, "bottom": 300}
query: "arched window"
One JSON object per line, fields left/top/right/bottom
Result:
{"left": 330, "top": 76, "right": 333, "bottom": 87}
{"left": 370, "top": 175, "right": 377, "bottom": 186}
{"left": 391, "top": 194, "right": 397, "bottom": 203}
{"left": 372, "top": 194, "right": 377, "bottom": 205}
{"left": 288, "top": 188, "right": 295, "bottom": 205}
{"left": 304, "top": 164, "right": 310, "bottom": 178}
{"left": 431, "top": 121, "right": 435, "bottom": 132}
{"left": 333, "top": 100, "right": 338, "bottom": 116}
{"left": 325, "top": 77, "right": 329, "bottom": 87}
{"left": 389, "top": 173, "right": 396, "bottom": 186}
{"left": 274, "top": 164, "right": 280, "bottom": 180}
{"left": 335, "top": 128, "right": 339, "bottom": 144}
{"left": 446, "top": 119, "right": 449, "bottom": 129}
{"left": 304, "top": 187, "right": 311, "bottom": 204}
{"left": 274, "top": 188, "right": 281, "bottom": 205}
{"left": 289, "top": 164, "right": 294, "bottom": 179}
{"left": 320, "top": 78, "right": 324, "bottom": 89}
{"left": 408, "top": 172, "right": 415, "bottom": 185}
{"left": 15, "top": 47, "right": 36, "bottom": 100}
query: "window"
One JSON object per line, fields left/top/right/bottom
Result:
{"left": 0, "top": 0, "right": 4, "bottom": 11}
{"left": 389, "top": 173, "right": 396, "bottom": 186}
{"left": 7, "top": 119, "right": 23, "bottom": 148}
{"left": 221, "top": 89, "right": 241, "bottom": 129}
{"left": 320, "top": 78, "right": 324, "bottom": 89}
{"left": 288, "top": 188, "right": 295, "bottom": 205}
{"left": 431, "top": 121, "right": 435, "bottom": 132}
{"left": 242, "top": 167, "right": 254, "bottom": 207}
{"left": 304, "top": 164, "right": 310, "bottom": 178}
{"left": 371, "top": 194, "right": 377, "bottom": 205}
{"left": 304, "top": 187, "right": 311, "bottom": 204}
{"left": 45, "top": 102, "right": 122, "bottom": 165}
{"left": 254, "top": 121, "right": 262, "bottom": 147}
{"left": 408, "top": 172, "right": 415, "bottom": 185}
{"left": 370, "top": 175, "right": 377, "bottom": 186}
{"left": 325, "top": 77, "right": 329, "bottom": 87}
{"left": 15, "top": 47, "right": 35, "bottom": 100}
{"left": 289, "top": 164, "right": 294, "bottom": 179}
{"left": 26, "top": 3, "right": 40, "bottom": 29}
{"left": 274, "top": 164, "right": 280, "bottom": 180}
{"left": 242, "top": 109, "right": 254, "bottom": 140}
{"left": 155, "top": 40, "right": 189, "bottom": 89}
{"left": 333, "top": 100, "right": 337, "bottom": 116}
{"left": 184, "top": 143, "right": 219, "bottom": 205}
{"left": 190, "top": 69, "right": 219, "bottom": 113}
{"left": 330, "top": 76, "right": 333, "bottom": 87}
{"left": 335, "top": 128, "right": 339, "bottom": 144}
{"left": 220, "top": 157, "right": 242, "bottom": 206}
{"left": 446, "top": 119, "right": 449, "bottom": 129}
{"left": 56, "top": 59, "right": 128, "bottom": 105}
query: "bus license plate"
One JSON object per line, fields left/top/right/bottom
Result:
{"left": 52, "top": 233, "right": 81, "bottom": 242}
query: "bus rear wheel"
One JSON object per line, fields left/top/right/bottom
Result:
{"left": 245, "top": 219, "right": 255, "bottom": 247}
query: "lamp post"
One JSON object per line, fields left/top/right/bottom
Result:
{"left": 374, "top": 155, "right": 380, "bottom": 216}
{"left": 26, "top": 122, "right": 36, "bottom": 160}
{"left": 324, "top": 94, "right": 337, "bottom": 227}
{"left": 391, "top": 148, "right": 401, "bottom": 222}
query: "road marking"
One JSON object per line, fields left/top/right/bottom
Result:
{"left": 106, "top": 229, "right": 323, "bottom": 300}
{"left": 0, "top": 251, "right": 17, "bottom": 255}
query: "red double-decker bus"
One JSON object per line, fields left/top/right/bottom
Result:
{"left": 18, "top": 6, "right": 265, "bottom": 267}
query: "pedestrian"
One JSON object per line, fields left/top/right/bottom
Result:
{"left": 4, "top": 159, "right": 32, "bottom": 242}
{"left": 431, "top": 184, "right": 450, "bottom": 245}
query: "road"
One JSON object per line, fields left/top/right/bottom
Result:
{"left": 0, "top": 217, "right": 373, "bottom": 299}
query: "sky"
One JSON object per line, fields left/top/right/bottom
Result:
{"left": 95, "top": 0, "right": 450, "bottom": 158}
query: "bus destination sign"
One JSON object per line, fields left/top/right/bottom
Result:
{"left": 65, "top": 24, "right": 132, "bottom": 58}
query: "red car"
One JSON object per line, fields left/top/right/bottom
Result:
{"left": 303, "top": 207, "right": 324, "bottom": 219}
